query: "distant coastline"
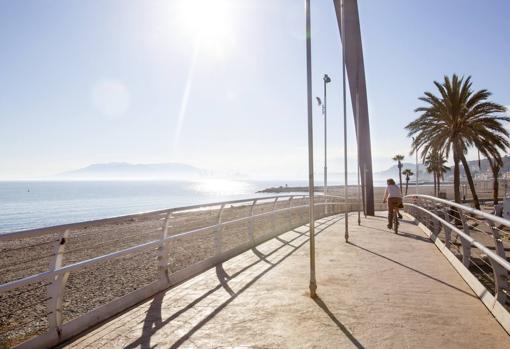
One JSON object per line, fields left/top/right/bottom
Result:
{"left": 257, "top": 182, "right": 453, "bottom": 193}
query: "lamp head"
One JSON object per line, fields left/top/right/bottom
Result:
{"left": 316, "top": 97, "right": 322, "bottom": 106}
{"left": 323, "top": 74, "right": 331, "bottom": 83}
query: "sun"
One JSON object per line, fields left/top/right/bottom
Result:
{"left": 176, "top": 0, "right": 233, "bottom": 42}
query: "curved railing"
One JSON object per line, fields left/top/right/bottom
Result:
{"left": 0, "top": 194, "right": 347, "bottom": 348}
{"left": 404, "top": 194, "right": 510, "bottom": 333}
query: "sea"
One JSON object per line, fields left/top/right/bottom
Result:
{"left": 0, "top": 178, "right": 389, "bottom": 233}
{"left": 0, "top": 179, "right": 300, "bottom": 233}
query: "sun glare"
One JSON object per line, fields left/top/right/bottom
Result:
{"left": 193, "top": 179, "right": 252, "bottom": 196}
{"left": 176, "top": 0, "right": 232, "bottom": 42}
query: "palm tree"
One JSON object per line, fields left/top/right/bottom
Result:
{"left": 402, "top": 169, "right": 414, "bottom": 195}
{"left": 435, "top": 154, "right": 450, "bottom": 196}
{"left": 490, "top": 158, "right": 502, "bottom": 205}
{"left": 392, "top": 154, "right": 405, "bottom": 193}
{"left": 424, "top": 151, "right": 450, "bottom": 196}
{"left": 479, "top": 152, "right": 504, "bottom": 205}
{"left": 406, "top": 74, "right": 508, "bottom": 209}
{"left": 424, "top": 154, "right": 438, "bottom": 196}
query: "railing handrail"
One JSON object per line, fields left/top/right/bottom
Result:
{"left": 404, "top": 202, "right": 510, "bottom": 273}
{"left": 404, "top": 194, "right": 510, "bottom": 227}
{"left": 1, "top": 194, "right": 345, "bottom": 239}
{"left": 0, "top": 197, "right": 345, "bottom": 294}
{"left": 1, "top": 193, "right": 349, "bottom": 348}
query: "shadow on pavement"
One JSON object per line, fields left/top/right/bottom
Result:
{"left": 349, "top": 242, "right": 477, "bottom": 299}
{"left": 313, "top": 296, "right": 365, "bottom": 349}
{"left": 122, "top": 215, "right": 343, "bottom": 349}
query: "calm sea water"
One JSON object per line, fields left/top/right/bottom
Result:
{"left": 0, "top": 177, "right": 391, "bottom": 233}
{"left": 0, "top": 179, "right": 312, "bottom": 233}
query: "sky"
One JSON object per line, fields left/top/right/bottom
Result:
{"left": 1, "top": 0, "right": 509, "bottom": 180}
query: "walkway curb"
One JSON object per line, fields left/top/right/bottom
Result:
{"left": 407, "top": 213, "right": 510, "bottom": 335}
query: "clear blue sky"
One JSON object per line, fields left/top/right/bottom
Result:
{"left": 1, "top": 0, "right": 509, "bottom": 180}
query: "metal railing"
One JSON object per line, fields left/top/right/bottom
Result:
{"left": 404, "top": 194, "right": 510, "bottom": 333}
{"left": 0, "top": 194, "right": 347, "bottom": 348}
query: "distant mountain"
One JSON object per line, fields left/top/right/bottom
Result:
{"left": 55, "top": 162, "right": 206, "bottom": 180}
{"left": 375, "top": 155, "right": 510, "bottom": 181}
{"left": 461, "top": 155, "right": 510, "bottom": 174}
{"left": 375, "top": 163, "right": 428, "bottom": 179}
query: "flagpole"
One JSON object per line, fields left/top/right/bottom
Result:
{"left": 342, "top": 0, "right": 349, "bottom": 242}
{"left": 305, "top": 0, "right": 317, "bottom": 298}
{"left": 356, "top": 91, "right": 361, "bottom": 225}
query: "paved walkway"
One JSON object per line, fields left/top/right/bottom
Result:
{"left": 62, "top": 213, "right": 510, "bottom": 348}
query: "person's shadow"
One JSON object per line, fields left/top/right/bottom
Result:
{"left": 133, "top": 292, "right": 164, "bottom": 349}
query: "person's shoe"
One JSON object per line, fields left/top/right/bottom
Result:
{"left": 387, "top": 224, "right": 392, "bottom": 229}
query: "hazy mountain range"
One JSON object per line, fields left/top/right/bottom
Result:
{"left": 55, "top": 162, "right": 207, "bottom": 180}
{"left": 375, "top": 155, "right": 510, "bottom": 180}
{"left": 53, "top": 155, "right": 510, "bottom": 181}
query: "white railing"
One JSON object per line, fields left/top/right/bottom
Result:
{"left": 404, "top": 194, "right": 510, "bottom": 333}
{"left": 0, "top": 194, "right": 347, "bottom": 348}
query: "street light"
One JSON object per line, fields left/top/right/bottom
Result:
{"left": 316, "top": 74, "right": 332, "bottom": 204}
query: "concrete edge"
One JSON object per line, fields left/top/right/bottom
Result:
{"left": 405, "top": 213, "right": 510, "bottom": 335}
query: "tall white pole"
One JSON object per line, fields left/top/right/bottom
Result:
{"left": 356, "top": 92, "right": 361, "bottom": 225}
{"left": 413, "top": 137, "right": 418, "bottom": 194}
{"left": 416, "top": 150, "right": 418, "bottom": 194}
{"left": 363, "top": 165, "right": 367, "bottom": 218}
{"left": 324, "top": 77, "right": 328, "bottom": 202}
{"left": 305, "top": 0, "right": 317, "bottom": 298}
{"left": 342, "top": 0, "right": 348, "bottom": 242}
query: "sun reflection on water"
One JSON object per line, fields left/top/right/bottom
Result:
{"left": 192, "top": 179, "right": 253, "bottom": 196}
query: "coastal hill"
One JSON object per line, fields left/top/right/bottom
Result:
{"left": 55, "top": 162, "right": 205, "bottom": 180}
{"left": 375, "top": 155, "right": 510, "bottom": 180}
{"left": 375, "top": 163, "right": 427, "bottom": 178}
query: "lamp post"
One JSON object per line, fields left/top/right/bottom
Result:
{"left": 316, "top": 74, "right": 331, "bottom": 204}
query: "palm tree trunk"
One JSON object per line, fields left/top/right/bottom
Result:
{"left": 493, "top": 166, "right": 500, "bottom": 205}
{"left": 433, "top": 172, "right": 437, "bottom": 196}
{"left": 437, "top": 173, "right": 441, "bottom": 196}
{"left": 405, "top": 177, "right": 409, "bottom": 195}
{"left": 460, "top": 154, "right": 480, "bottom": 210}
{"left": 453, "top": 154, "right": 461, "bottom": 204}
{"left": 398, "top": 162, "right": 403, "bottom": 193}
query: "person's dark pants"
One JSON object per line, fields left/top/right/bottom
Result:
{"left": 387, "top": 197, "right": 403, "bottom": 226}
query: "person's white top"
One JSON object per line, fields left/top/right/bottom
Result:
{"left": 383, "top": 184, "right": 402, "bottom": 200}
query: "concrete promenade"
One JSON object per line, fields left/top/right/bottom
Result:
{"left": 61, "top": 213, "right": 510, "bottom": 348}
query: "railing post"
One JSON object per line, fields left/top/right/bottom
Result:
{"left": 215, "top": 204, "right": 226, "bottom": 254}
{"left": 158, "top": 212, "right": 172, "bottom": 284}
{"left": 47, "top": 229, "right": 70, "bottom": 337}
{"left": 458, "top": 210, "right": 472, "bottom": 268}
{"left": 426, "top": 199, "right": 434, "bottom": 230}
{"left": 415, "top": 196, "right": 423, "bottom": 224}
{"left": 249, "top": 199, "right": 258, "bottom": 244}
{"left": 288, "top": 196, "right": 294, "bottom": 229}
{"left": 442, "top": 206, "right": 451, "bottom": 249}
{"left": 433, "top": 216, "right": 440, "bottom": 238}
{"left": 487, "top": 220, "right": 508, "bottom": 304}
{"left": 271, "top": 197, "right": 278, "bottom": 233}
{"left": 303, "top": 195, "right": 308, "bottom": 226}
